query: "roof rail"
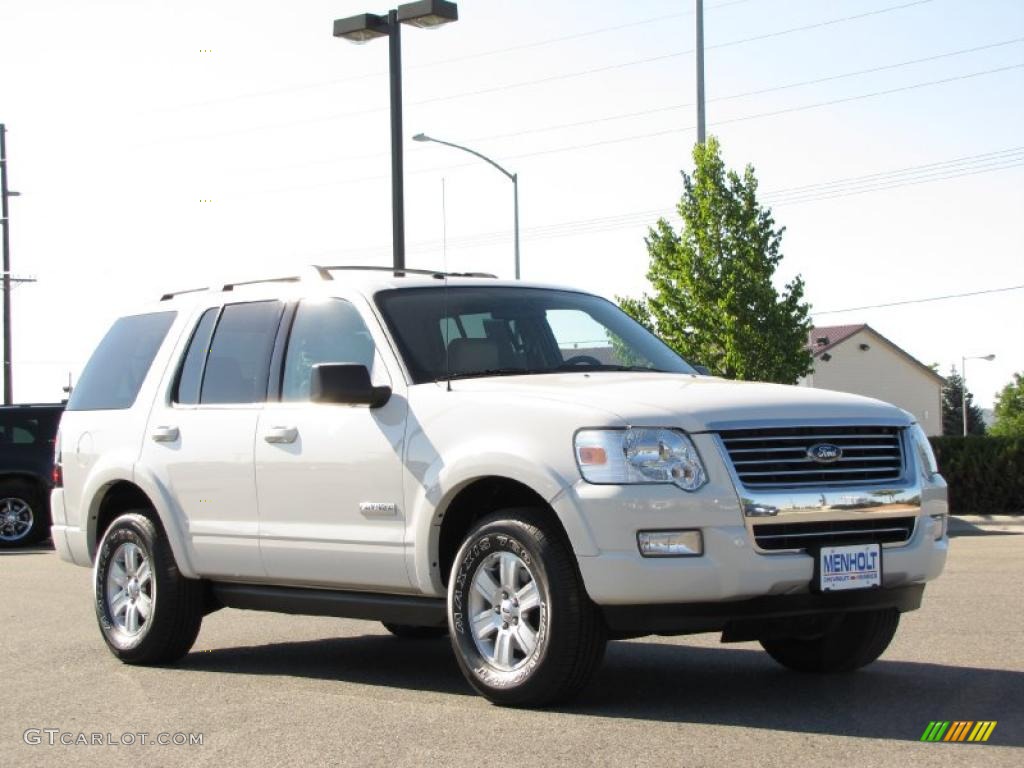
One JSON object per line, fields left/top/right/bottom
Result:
{"left": 160, "top": 286, "right": 209, "bottom": 302}
{"left": 312, "top": 265, "right": 497, "bottom": 280}
{"left": 222, "top": 275, "right": 301, "bottom": 292}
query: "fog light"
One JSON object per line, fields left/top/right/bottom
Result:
{"left": 930, "top": 513, "right": 948, "bottom": 540}
{"left": 637, "top": 530, "right": 703, "bottom": 557}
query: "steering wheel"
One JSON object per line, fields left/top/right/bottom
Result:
{"left": 560, "top": 354, "right": 604, "bottom": 368}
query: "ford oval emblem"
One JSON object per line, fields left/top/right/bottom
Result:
{"left": 807, "top": 443, "right": 843, "bottom": 464}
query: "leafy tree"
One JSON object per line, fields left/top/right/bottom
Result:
{"left": 941, "top": 368, "right": 987, "bottom": 436}
{"left": 618, "top": 137, "right": 812, "bottom": 384}
{"left": 990, "top": 372, "right": 1024, "bottom": 437}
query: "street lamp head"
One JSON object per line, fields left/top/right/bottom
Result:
{"left": 397, "top": 0, "right": 458, "bottom": 28}
{"left": 333, "top": 12, "right": 390, "bottom": 43}
{"left": 6, "top": 191, "right": 19, "bottom": 197}
{"left": 982, "top": 354, "right": 996, "bottom": 361}
{"left": 412, "top": 133, "right": 431, "bottom": 142}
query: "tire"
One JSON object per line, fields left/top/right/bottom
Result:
{"left": 759, "top": 608, "right": 900, "bottom": 673}
{"left": 382, "top": 622, "right": 448, "bottom": 639}
{"left": 447, "top": 508, "right": 606, "bottom": 707}
{"left": 0, "top": 480, "right": 48, "bottom": 548}
{"left": 94, "top": 511, "right": 203, "bottom": 665}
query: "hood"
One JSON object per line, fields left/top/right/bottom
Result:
{"left": 446, "top": 373, "right": 912, "bottom": 433}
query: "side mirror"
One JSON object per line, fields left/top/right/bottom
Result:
{"left": 693, "top": 365, "right": 711, "bottom": 376}
{"left": 311, "top": 364, "right": 392, "bottom": 408}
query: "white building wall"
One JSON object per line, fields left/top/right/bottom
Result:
{"left": 801, "top": 329, "right": 944, "bottom": 436}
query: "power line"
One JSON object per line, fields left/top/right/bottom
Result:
{"left": 813, "top": 285, "right": 1024, "bottom": 315}
{"left": 155, "top": 0, "right": 765, "bottom": 112}
{"left": 241, "top": 62, "right": 1023, "bottom": 196}
{"left": 304, "top": 149, "right": 1024, "bottom": 258}
{"left": 165, "top": 0, "right": 940, "bottom": 143}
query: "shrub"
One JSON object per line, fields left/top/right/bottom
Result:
{"left": 929, "top": 436, "right": 1024, "bottom": 515}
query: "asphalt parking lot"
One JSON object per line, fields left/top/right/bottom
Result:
{"left": 1, "top": 532, "right": 1021, "bottom": 767}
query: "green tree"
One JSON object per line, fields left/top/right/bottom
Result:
{"left": 618, "top": 137, "right": 812, "bottom": 383}
{"left": 990, "top": 372, "right": 1024, "bottom": 437}
{"left": 941, "top": 368, "right": 987, "bottom": 436}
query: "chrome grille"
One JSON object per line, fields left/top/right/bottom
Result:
{"left": 753, "top": 516, "right": 916, "bottom": 551}
{"left": 719, "top": 425, "right": 905, "bottom": 488}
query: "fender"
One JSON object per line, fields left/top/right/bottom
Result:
{"left": 406, "top": 442, "right": 599, "bottom": 595}
{"left": 130, "top": 463, "right": 199, "bottom": 579}
{"left": 78, "top": 453, "right": 197, "bottom": 579}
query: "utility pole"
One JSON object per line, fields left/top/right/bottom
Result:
{"left": 695, "top": 0, "right": 706, "bottom": 145}
{"left": 0, "top": 123, "right": 19, "bottom": 405}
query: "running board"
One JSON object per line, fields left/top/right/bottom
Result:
{"left": 210, "top": 583, "right": 447, "bottom": 627}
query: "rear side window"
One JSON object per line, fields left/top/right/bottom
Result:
{"left": 67, "top": 312, "right": 177, "bottom": 411}
{"left": 175, "top": 308, "right": 219, "bottom": 405}
{"left": 200, "top": 301, "right": 283, "bottom": 404}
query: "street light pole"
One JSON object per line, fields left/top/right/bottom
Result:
{"left": 0, "top": 123, "right": 19, "bottom": 405}
{"left": 333, "top": 1, "right": 459, "bottom": 276}
{"left": 695, "top": 0, "right": 706, "bottom": 145}
{"left": 387, "top": 9, "right": 405, "bottom": 274}
{"left": 412, "top": 133, "right": 520, "bottom": 279}
{"left": 961, "top": 353, "right": 996, "bottom": 436}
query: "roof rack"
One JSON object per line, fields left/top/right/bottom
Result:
{"left": 313, "top": 265, "right": 497, "bottom": 280}
{"left": 159, "top": 265, "right": 497, "bottom": 301}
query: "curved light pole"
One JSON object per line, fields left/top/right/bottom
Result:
{"left": 333, "top": 1, "right": 459, "bottom": 274}
{"left": 961, "top": 353, "right": 995, "bottom": 436}
{"left": 412, "top": 133, "right": 520, "bottom": 280}
{"left": 1, "top": 123, "right": 22, "bottom": 404}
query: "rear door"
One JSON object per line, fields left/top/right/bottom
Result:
{"left": 141, "top": 300, "right": 284, "bottom": 579}
{"left": 255, "top": 297, "right": 411, "bottom": 590}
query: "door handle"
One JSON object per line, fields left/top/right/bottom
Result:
{"left": 263, "top": 426, "right": 298, "bottom": 444}
{"left": 151, "top": 425, "right": 179, "bottom": 443}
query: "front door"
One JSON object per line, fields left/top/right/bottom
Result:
{"left": 255, "top": 297, "right": 410, "bottom": 591}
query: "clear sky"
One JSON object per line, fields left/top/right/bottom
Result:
{"left": 1, "top": 0, "right": 1021, "bottom": 407}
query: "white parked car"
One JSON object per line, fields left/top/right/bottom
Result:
{"left": 52, "top": 267, "right": 948, "bottom": 706}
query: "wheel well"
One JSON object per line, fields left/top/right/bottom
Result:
{"left": 436, "top": 477, "right": 563, "bottom": 587}
{"left": 93, "top": 481, "right": 156, "bottom": 549}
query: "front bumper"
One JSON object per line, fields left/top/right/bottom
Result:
{"left": 557, "top": 432, "right": 949, "bottom": 607}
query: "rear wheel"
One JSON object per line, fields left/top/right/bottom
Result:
{"left": 759, "top": 608, "right": 900, "bottom": 673}
{"left": 447, "top": 508, "right": 606, "bottom": 706}
{"left": 382, "top": 622, "right": 448, "bottom": 639}
{"left": 94, "top": 511, "right": 203, "bottom": 664}
{"left": 0, "top": 480, "right": 47, "bottom": 548}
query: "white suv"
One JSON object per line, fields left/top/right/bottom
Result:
{"left": 52, "top": 267, "right": 948, "bottom": 706}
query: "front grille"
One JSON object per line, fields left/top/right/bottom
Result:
{"left": 753, "top": 516, "right": 916, "bottom": 551}
{"left": 719, "top": 425, "right": 905, "bottom": 488}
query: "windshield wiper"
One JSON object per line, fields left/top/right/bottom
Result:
{"left": 555, "top": 364, "right": 670, "bottom": 373}
{"left": 444, "top": 367, "right": 551, "bottom": 381}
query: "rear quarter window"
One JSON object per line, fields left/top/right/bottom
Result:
{"left": 67, "top": 312, "right": 177, "bottom": 411}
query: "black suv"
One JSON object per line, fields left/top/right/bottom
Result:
{"left": 0, "top": 404, "right": 63, "bottom": 547}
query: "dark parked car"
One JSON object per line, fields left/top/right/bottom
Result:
{"left": 0, "top": 404, "right": 63, "bottom": 547}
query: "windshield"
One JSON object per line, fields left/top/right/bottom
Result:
{"left": 374, "top": 286, "right": 695, "bottom": 384}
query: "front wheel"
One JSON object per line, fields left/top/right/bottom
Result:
{"left": 759, "top": 608, "right": 900, "bottom": 673}
{"left": 447, "top": 509, "right": 606, "bottom": 706}
{"left": 94, "top": 512, "right": 204, "bottom": 664}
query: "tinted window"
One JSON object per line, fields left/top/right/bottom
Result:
{"left": 67, "top": 312, "right": 177, "bottom": 411}
{"left": 200, "top": 301, "right": 282, "bottom": 404}
{"left": 282, "top": 299, "right": 377, "bottom": 401}
{"left": 375, "top": 287, "right": 694, "bottom": 384}
{"left": 175, "top": 308, "right": 219, "bottom": 405}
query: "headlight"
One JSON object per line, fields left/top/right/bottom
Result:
{"left": 574, "top": 428, "right": 707, "bottom": 491}
{"left": 909, "top": 423, "right": 939, "bottom": 477}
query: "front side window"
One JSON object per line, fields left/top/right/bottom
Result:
{"left": 175, "top": 307, "right": 219, "bottom": 405}
{"left": 375, "top": 287, "right": 694, "bottom": 384}
{"left": 200, "top": 301, "right": 283, "bottom": 404}
{"left": 282, "top": 299, "right": 378, "bottom": 401}
{"left": 67, "top": 312, "right": 177, "bottom": 411}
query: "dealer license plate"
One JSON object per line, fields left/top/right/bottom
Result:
{"left": 819, "top": 543, "right": 881, "bottom": 592}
